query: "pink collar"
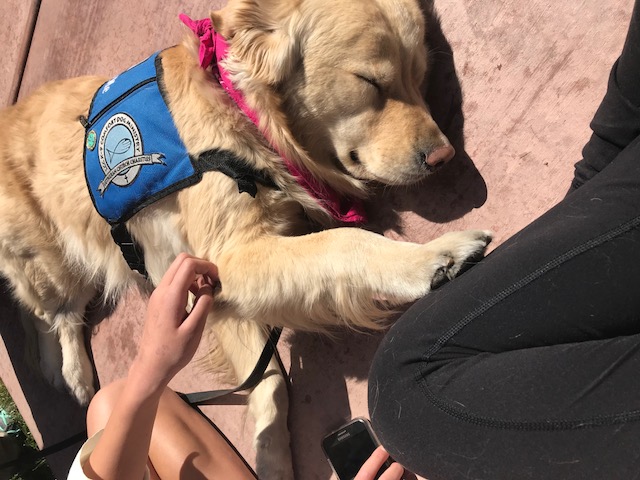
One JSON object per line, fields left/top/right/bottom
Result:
{"left": 179, "top": 14, "right": 366, "bottom": 224}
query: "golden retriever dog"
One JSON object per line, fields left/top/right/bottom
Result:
{"left": 0, "top": 0, "right": 491, "bottom": 477}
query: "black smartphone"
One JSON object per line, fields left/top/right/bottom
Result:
{"left": 322, "top": 417, "right": 392, "bottom": 480}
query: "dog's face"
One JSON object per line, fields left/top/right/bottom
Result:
{"left": 215, "top": 0, "right": 453, "bottom": 186}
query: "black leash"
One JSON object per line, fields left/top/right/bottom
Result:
{"left": 179, "top": 326, "right": 283, "bottom": 405}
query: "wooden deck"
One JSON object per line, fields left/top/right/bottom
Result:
{"left": 0, "top": 0, "right": 631, "bottom": 477}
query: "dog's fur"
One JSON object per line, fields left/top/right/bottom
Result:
{"left": 0, "top": 0, "right": 491, "bottom": 477}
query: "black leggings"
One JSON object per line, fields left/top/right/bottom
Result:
{"left": 368, "top": 3, "right": 640, "bottom": 479}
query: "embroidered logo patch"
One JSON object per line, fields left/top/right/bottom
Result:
{"left": 97, "top": 113, "right": 165, "bottom": 195}
{"left": 86, "top": 130, "right": 97, "bottom": 150}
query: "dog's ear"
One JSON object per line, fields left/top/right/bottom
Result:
{"left": 211, "top": 0, "right": 299, "bottom": 85}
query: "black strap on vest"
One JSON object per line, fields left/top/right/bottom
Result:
{"left": 197, "top": 149, "right": 279, "bottom": 197}
{"left": 111, "top": 223, "right": 149, "bottom": 277}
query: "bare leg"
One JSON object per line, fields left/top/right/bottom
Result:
{"left": 87, "top": 379, "right": 256, "bottom": 480}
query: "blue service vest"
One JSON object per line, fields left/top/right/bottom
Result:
{"left": 82, "top": 51, "right": 277, "bottom": 276}
{"left": 83, "top": 52, "right": 200, "bottom": 225}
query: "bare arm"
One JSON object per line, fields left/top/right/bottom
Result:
{"left": 84, "top": 254, "right": 218, "bottom": 480}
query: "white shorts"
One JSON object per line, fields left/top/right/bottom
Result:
{"left": 66, "top": 430, "right": 151, "bottom": 480}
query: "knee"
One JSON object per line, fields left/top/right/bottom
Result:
{"left": 368, "top": 334, "right": 411, "bottom": 432}
{"left": 367, "top": 326, "right": 441, "bottom": 446}
{"left": 86, "top": 378, "right": 127, "bottom": 436}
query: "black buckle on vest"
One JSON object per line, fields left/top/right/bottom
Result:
{"left": 110, "top": 223, "right": 148, "bottom": 278}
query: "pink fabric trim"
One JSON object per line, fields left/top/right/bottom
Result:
{"left": 179, "top": 14, "right": 216, "bottom": 69}
{"left": 179, "top": 14, "right": 366, "bottom": 224}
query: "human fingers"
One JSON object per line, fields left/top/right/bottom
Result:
{"left": 355, "top": 446, "right": 398, "bottom": 480}
{"left": 188, "top": 272, "right": 219, "bottom": 297}
{"left": 136, "top": 280, "right": 214, "bottom": 387}
{"left": 158, "top": 253, "right": 219, "bottom": 288}
{"left": 158, "top": 253, "right": 193, "bottom": 288}
{"left": 170, "top": 256, "right": 219, "bottom": 296}
{"left": 181, "top": 283, "right": 214, "bottom": 333}
{"left": 171, "top": 286, "right": 213, "bottom": 369}
{"left": 379, "top": 463, "right": 404, "bottom": 480}
{"left": 160, "top": 258, "right": 218, "bottom": 321}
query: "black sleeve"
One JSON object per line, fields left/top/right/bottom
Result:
{"left": 570, "top": 0, "right": 640, "bottom": 192}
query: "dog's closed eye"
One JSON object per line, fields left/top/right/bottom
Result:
{"left": 355, "top": 74, "right": 382, "bottom": 93}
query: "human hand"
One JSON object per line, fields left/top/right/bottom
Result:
{"left": 132, "top": 253, "right": 219, "bottom": 392}
{"left": 355, "top": 446, "right": 405, "bottom": 480}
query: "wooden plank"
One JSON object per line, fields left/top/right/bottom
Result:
{"left": 3, "top": 0, "right": 634, "bottom": 478}
{"left": 0, "top": 0, "right": 39, "bottom": 107}
{"left": 18, "top": 0, "right": 226, "bottom": 100}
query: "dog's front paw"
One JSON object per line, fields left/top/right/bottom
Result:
{"left": 37, "top": 329, "right": 66, "bottom": 390}
{"left": 40, "top": 357, "right": 67, "bottom": 392}
{"left": 61, "top": 346, "right": 96, "bottom": 406}
{"left": 61, "top": 366, "right": 95, "bottom": 406}
{"left": 65, "top": 376, "right": 96, "bottom": 406}
{"left": 39, "top": 339, "right": 94, "bottom": 405}
{"left": 254, "top": 421, "right": 295, "bottom": 480}
{"left": 425, "top": 229, "right": 493, "bottom": 287}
